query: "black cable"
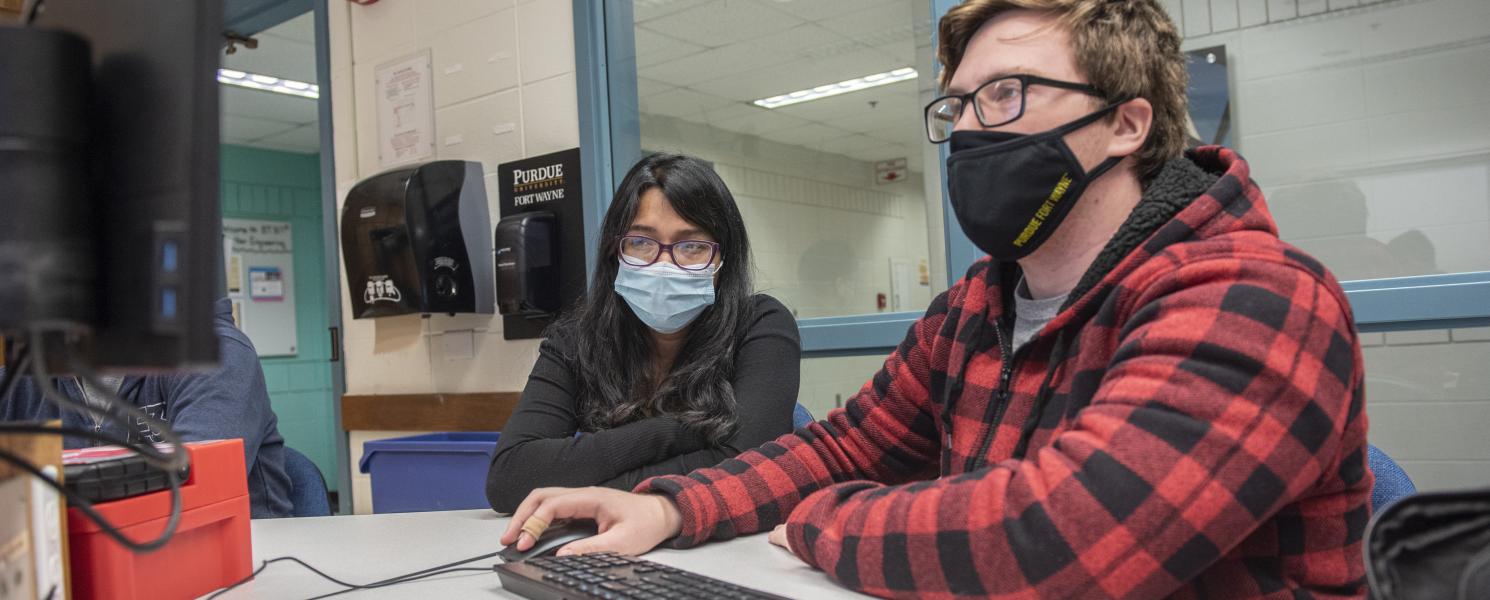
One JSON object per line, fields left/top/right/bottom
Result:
{"left": 71, "top": 361, "right": 189, "bottom": 471}
{"left": 304, "top": 566, "right": 498, "bottom": 599}
{"left": 204, "top": 552, "right": 502, "bottom": 600}
{"left": 355, "top": 550, "right": 502, "bottom": 587}
{"left": 304, "top": 552, "right": 502, "bottom": 600}
{"left": 304, "top": 566, "right": 497, "bottom": 599}
{"left": 27, "top": 369, "right": 182, "bottom": 469}
{"left": 0, "top": 447, "right": 182, "bottom": 552}
{"left": 5, "top": 331, "right": 189, "bottom": 553}
{"left": 205, "top": 556, "right": 356, "bottom": 598}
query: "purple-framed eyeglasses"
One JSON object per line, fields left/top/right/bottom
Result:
{"left": 617, "top": 235, "right": 720, "bottom": 271}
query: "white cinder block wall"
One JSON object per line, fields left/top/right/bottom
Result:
{"left": 328, "top": 0, "right": 575, "bottom": 514}
{"left": 1169, "top": 0, "right": 1490, "bottom": 491}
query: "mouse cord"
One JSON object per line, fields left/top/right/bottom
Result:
{"left": 204, "top": 550, "right": 503, "bottom": 599}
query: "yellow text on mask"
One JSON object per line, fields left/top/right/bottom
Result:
{"left": 1013, "top": 173, "right": 1074, "bottom": 248}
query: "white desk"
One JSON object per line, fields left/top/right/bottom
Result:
{"left": 211, "top": 510, "right": 869, "bottom": 599}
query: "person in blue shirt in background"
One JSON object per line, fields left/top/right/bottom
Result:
{"left": 1, "top": 297, "right": 294, "bottom": 518}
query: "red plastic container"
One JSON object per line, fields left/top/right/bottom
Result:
{"left": 66, "top": 439, "right": 253, "bottom": 600}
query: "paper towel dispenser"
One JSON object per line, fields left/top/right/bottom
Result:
{"left": 494, "top": 211, "right": 559, "bottom": 316}
{"left": 341, "top": 160, "right": 493, "bottom": 318}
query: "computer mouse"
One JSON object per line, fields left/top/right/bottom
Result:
{"left": 498, "top": 519, "right": 600, "bottom": 563}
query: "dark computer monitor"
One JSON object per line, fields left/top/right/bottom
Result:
{"left": 0, "top": 0, "right": 224, "bottom": 372}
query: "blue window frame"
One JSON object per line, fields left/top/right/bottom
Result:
{"left": 571, "top": 0, "right": 1490, "bottom": 355}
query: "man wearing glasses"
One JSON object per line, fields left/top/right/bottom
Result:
{"left": 502, "top": 1, "right": 1370, "bottom": 598}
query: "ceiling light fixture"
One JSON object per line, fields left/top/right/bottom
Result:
{"left": 752, "top": 67, "right": 917, "bottom": 109}
{"left": 217, "top": 68, "right": 319, "bottom": 99}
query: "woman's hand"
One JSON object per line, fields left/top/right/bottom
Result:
{"left": 500, "top": 487, "right": 684, "bottom": 556}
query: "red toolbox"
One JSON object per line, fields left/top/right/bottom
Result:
{"left": 66, "top": 439, "right": 253, "bottom": 600}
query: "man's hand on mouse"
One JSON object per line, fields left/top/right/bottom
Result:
{"left": 500, "top": 487, "right": 684, "bottom": 557}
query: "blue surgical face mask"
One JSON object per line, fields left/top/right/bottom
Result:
{"left": 614, "top": 259, "right": 718, "bottom": 334}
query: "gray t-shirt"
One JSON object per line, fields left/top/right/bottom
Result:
{"left": 1012, "top": 279, "right": 1068, "bottom": 353}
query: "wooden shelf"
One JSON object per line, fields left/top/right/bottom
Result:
{"left": 340, "top": 392, "right": 522, "bottom": 432}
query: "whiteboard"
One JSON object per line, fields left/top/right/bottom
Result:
{"left": 223, "top": 219, "right": 299, "bottom": 357}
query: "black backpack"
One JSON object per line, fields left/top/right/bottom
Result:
{"left": 1366, "top": 488, "right": 1490, "bottom": 600}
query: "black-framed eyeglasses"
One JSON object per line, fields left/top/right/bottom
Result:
{"left": 924, "top": 74, "right": 1104, "bottom": 143}
{"left": 617, "top": 235, "right": 720, "bottom": 271}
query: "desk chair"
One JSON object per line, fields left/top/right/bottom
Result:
{"left": 792, "top": 404, "right": 814, "bottom": 429}
{"left": 284, "top": 446, "right": 332, "bottom": 517}
{"left": 1368, "top": 444, "right": 1416, "bottom": 512}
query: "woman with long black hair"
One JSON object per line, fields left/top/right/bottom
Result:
{"left": 485, "top": 153, "right": 800, "bottom": 513}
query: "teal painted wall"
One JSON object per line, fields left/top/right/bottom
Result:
{"left": 219, "top": 144, "right": 338, "bottom": 491}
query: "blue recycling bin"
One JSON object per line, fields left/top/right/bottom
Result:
{"left": 358, "top": 432, "right": 500, "bottom": 513}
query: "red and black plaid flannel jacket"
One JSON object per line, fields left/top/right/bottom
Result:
{"left": 638, "top": 147, "right": 1371, "bottom": 599}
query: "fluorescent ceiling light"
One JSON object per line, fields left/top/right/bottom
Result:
{"left": 217, "top": 68, "right": 319, "bottom": 100}
{"left": 753, "top": 67, "right": 917, "bottom": 109}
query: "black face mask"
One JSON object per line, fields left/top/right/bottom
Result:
{"left": 945, "top": 103, "right": 1126, "bottom": 261}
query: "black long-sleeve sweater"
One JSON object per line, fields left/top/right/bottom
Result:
{"left": 485, "top": 294, "right": 800, "bottom": 513}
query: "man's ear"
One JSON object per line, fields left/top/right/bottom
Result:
{"left": 1107, "top": 97, "right": 1153, "bottom": 158}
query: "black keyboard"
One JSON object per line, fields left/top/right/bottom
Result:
{"left": 494, "top": 552, "right": 792, "bottom": 600}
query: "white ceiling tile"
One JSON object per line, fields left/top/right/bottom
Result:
{"left": 640, "top": 88, "right": 743, "bottom": 120}
{"left": 223, "top": 36, "right": 317, "bottom": 83}
{"left": 755, "top": 96, "right": 849, "bottom": 122}
{"left": 221, "top": 115, "right": 300, "bottom": 141}
{"left": 817, "top": 2, "right": 913, "bottom": 38}
{"left": 638, "top": 44, "right": 782, "bottom": 87}
{"left": 220, "top": 86, "right": 319, "bottom": 124}
{"left": 866, "top": 119, "right": 931, "bottom": 148}
{"left": 827, "top": 112, "right": 918, "bottom": 137}
{"left": 669, "top": 101, "right": 760, "bottom": 127}
{"left": 819, "top": 89, "right": 921, "bottom": 131}
{"left": 757, "top": 123, "right": 856, "bottom": 147}
{"left": 634, "top": 28, "right": 708, "bottom": 68}
{"left": 844, "top": 142, "right": 913, "bottom": 164}
{"left": 638, "top": 23, "right": 842, "bottom": 87}
{"left": 634, "top": 0, "right": 704, "bottom": 23}
{"left": 766, "top": 0, "right": 902, "bottom": 22}
{"left": 251, "top": 124, "right": 322, "bottom": 153}
{"left": 637, "top": 77, "right": 677, "bottom": 98}
{"left": 220, "top": 15, "right": 320, "bottom": 136}
{"left": 870, "top": 39, "right": 918, "bottom": 67}
{"left": 804, "top": 133, "right": 881, "bottom": 156}
{"left": 709, "top": 108, "right": 811, "bottom": 136}
{"left": 642, "top": 0, "right": 805, "bottom": 48}
{"left": 690, "top": 49, "right": 903, "bottom": 102}
{"left": 756, "top": 77, "right": 917, "bottom": 125}
{"left": 260, "top": 12, "right": 316, "bottom": 45}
